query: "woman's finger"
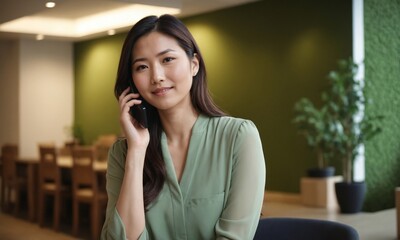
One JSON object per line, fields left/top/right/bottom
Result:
{"left": 118, "top": 87, "right": 130, "bottom": 102}
{"left": 121, "top": 99, "right": 142, "bottom": 115}
{"left": 119, "top": 89, "right": 140, "bottom": 110}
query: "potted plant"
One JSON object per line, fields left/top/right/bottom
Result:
{"left": 293, "top": 93, "right": 337, "bottom": 178}
{"left": 324, "top": 58, "right": 383, "bottom": 213}
{"left": 63, "top": 123, "right": 84, "bottom": 146}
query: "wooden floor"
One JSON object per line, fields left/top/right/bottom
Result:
{"left": 0, "top": 212, "right": 76, "bottom": 240}
{"left": 262, "top": 201, "right": 396, "bottom": 240}
{"left": 0, "top": 196, "right": 396, "bottom": 240}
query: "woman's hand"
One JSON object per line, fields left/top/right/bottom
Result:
{"left": 119, "top": 87, "right": 150, "bottom": 151}
{"left": 116, "top": 87, "right": 149, "bottom": 239}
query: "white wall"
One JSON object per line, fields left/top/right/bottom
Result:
{"left": 19, "top": 40, "right": 74, "bottom": 158}
{"left": 0, "top": 40, "right": 20, "bottom": 147}
{"left": 353, "top": 0, "right": 365, "bottom": 182}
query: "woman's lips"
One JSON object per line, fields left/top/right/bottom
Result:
{"left": 152, "top": 87, "right": 173, "bottom": 96}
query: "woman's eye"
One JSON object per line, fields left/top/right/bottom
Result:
{"left": 163, "top": 57, "right": 175, "bottom": 63}
{"left": 135, "top": 65, "right": 147, "bottom": 71}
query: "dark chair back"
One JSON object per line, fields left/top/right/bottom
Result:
{"left": 71, "top": 146, "right": 97, "bottom": 191}
{"left": 254, "top": 217, "right": 359, "bottom": 240}
{"left": 39, "top": 145, "right": 61, "bottom": 187}
{"left": 1, "top": 144, "right": 18, "bottom": 184}
{"left": 38, "top": 143, "right": 71, "bottom": 231}
{"left": 71, "top": 146, "right": 107, "bottom": 240}
{"left": 1, "top": 144, "right": 22, "bottom": 214}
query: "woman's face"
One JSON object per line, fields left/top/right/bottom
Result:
{"left": 131, "top": 31, "right": 199, "bottom": 112}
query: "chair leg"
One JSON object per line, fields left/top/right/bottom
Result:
{"left": 73, "top": 200, "right": 79, "bottom": 236}
{"left": 6, "top": 187, "right": 12, "bottom": 213}
{"left": 4, "top": 186, "right": 8, "bottom": 212}
{"left": 1, "top": 183, "right": 8, "bottom": 212}
{"left": 0, "top": 181, "right": 5, "bottom": 211}
{"left": 13, "top": 187, "right": 19, "bottom": 216}
{"left": 54, "top": 194, "right": 60, "bottom": 231}
{"left": 92, "top": 201, "right": 99, "bottom": 240}
{"left": 39, "top": 193, "right": 45, "bottom": 227}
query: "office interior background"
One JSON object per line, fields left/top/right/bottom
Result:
{"left": 0, "top": 0, "right": 399, "bottom": 213}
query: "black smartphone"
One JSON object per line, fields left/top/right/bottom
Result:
{"left": 129, "top": 82, "right": 148, "bottom": 128}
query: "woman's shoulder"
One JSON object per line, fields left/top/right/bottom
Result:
{"left": 209, "top": 115, "right": 257, "bottom": 130}
{"left": 105, "top": 138, "right": 127, "bottom": 181}
{"left": 107, "top": 138, "right": 128, "bottom": 165}
{"left": 110, "top": 138, "right": 128, "bottom": 153}
{"left": 206, "top": 115, "right": 259, "bottom": 137}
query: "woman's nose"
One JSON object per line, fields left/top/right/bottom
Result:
{"left": 151, "top": 64, "right": 164, "bottom": 84}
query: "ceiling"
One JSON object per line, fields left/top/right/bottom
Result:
{"left": 0, "top": 0, "right": 257, "bottom": 41}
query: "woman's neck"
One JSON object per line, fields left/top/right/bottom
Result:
{"left": 158, "top": 106, "right": 199, "bottom": 145}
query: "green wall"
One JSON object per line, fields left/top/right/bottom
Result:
{"left": 74, "top": 33, "right": 127, "bottom": 144}
{"left": 182, "top": 1, "right": 351, "bottom": 193}
{"left": 363, "top": 0, "right": 400, "bottom": 211}
{"left": 74, "top": 1, "right": 351, "bottom": 194}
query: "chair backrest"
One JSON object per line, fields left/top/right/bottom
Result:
{"left": 61, "top": 139, "right": 80, "bottom": 156}
{"left": 39, "top": 144, "right": 61, "bottom": 186}
{"left": 253, "top": 217, "right": 359, "bottom": 240}
{"left": 1, "top": 144, "right": 18, "bottom": 183}
{"left": 93, "top": 134, "right": 116, "bottom": 162}
{"left": 71, "top": 146, "right": 97, "bottom": 192}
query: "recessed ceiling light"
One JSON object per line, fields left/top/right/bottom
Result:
{"left": 36, "top": 34, "right": 44, "bottom": 40}
{"left": 0, "top": 4, "right": 180, "bottom": 39}
{"left": 45, "top": 2, "right": 56, "bottom": 8}
{"left": 107, "top": 29, "right": 115, "bottom": 36}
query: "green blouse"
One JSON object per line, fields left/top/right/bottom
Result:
{"left": 101, "top": 115, "right": 266, "bottom": 240}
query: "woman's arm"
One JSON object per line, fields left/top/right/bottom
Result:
{"left": 102, "top": 87, "right": 150, "bottom": 239}
{"left": 116, "top": 148, "right": 147, "bottom": 239}
{"left": 215, "top": 120, "right": 266, "bottom": 240}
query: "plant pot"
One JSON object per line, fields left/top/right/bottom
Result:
{"left": 307, "top": 166, "right": 335, "bottom": 178}
{"left": 335, "top": 181, "right": 366, "bottom": 213}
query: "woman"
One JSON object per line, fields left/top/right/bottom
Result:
{"left": 101, "top": 14, "right": 266, "bottom": 240}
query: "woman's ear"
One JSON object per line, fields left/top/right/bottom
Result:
{"left": 192, "top": 53, "right": 200, "bottom": 77}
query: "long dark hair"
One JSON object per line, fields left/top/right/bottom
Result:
{"left": 114, "top": 14, "right": 225, "bottom": 209}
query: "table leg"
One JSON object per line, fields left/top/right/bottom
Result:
{"left": 27, "top": 164, "right": 38, "bottom": 222}
{"left": 27, "top": 164, "right": 34, "bottom": 221}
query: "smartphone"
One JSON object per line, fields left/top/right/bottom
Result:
{"left": 129, "top": 82, "right": 148, "bottom": 128}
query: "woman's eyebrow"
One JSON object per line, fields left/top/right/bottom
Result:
{"left": 157, "top": 48, "right": 176, "bottom": 57}
{"left": 132, "top": 49, "right": 176, "bottom": 65}
{"left": 157, "top": 48, "right": 175, "bottom": 57}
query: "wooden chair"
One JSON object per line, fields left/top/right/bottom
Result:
{"left": 93, "top": 134, "right": 117, "bottom": 162}
{"left": 1, "top": 144, "right": 27, "bottom": 215}
{"left": 71, "top": 146, "right": 107, "bottom": 240}
{"left": 59, "top": 139, "right": 80, "bottom": 156}
{"left": 38, "top": 144, "right": 70, "bottom": 231}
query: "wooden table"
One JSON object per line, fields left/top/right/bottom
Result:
{"left": 16, "top": 156, "right": 107, "bottom": 222}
